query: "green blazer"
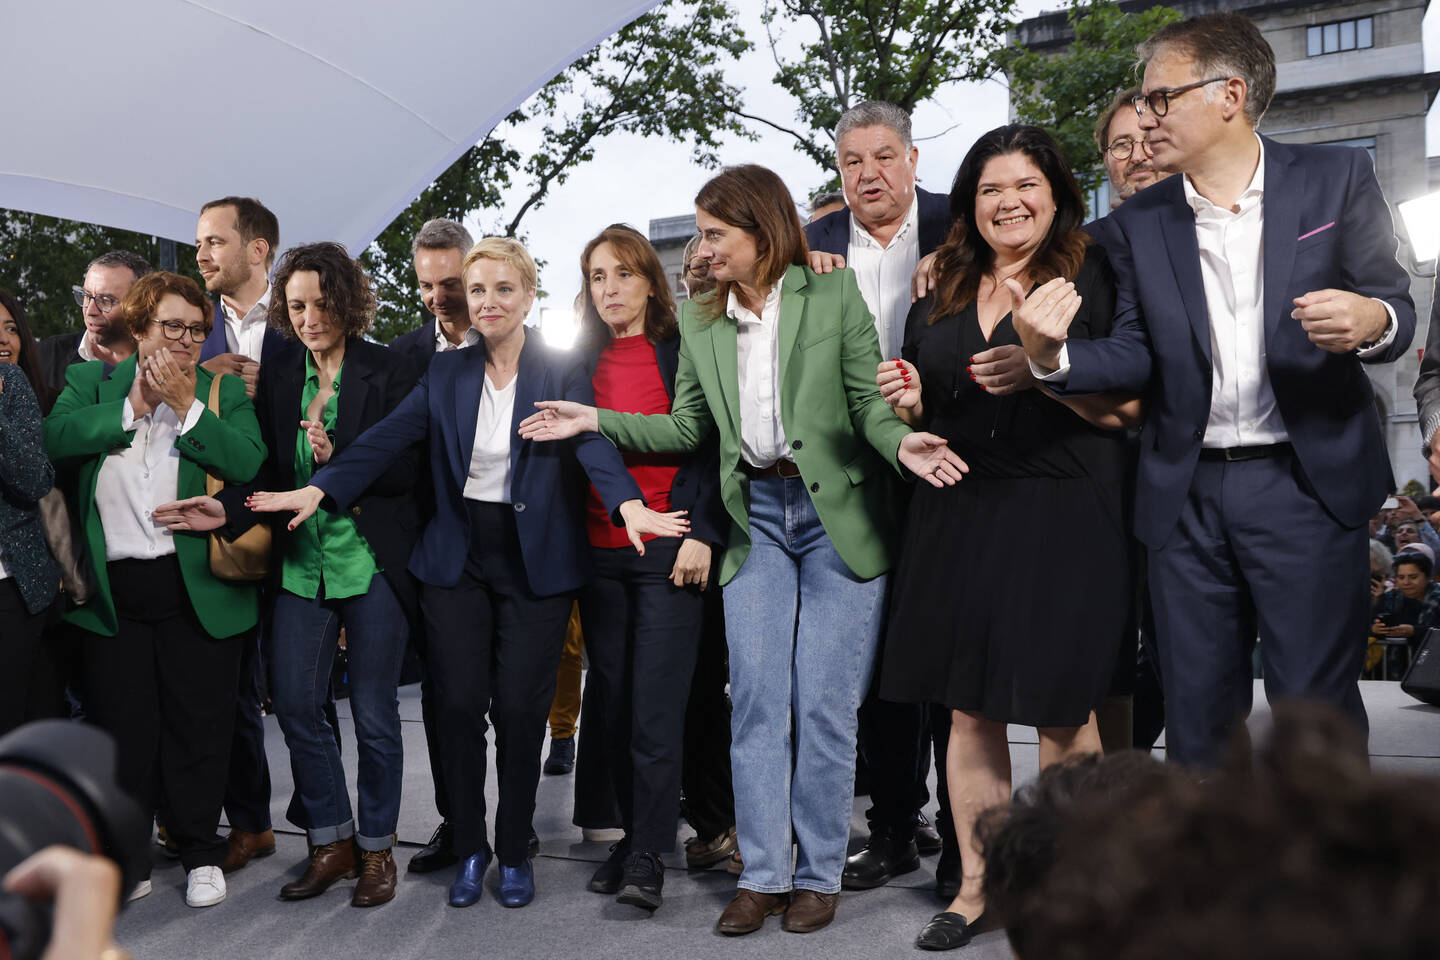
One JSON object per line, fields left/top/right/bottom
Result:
{"left": 600, "top": 264, "right": 912, "bottom": 586}
{"left": 44, "top": 357, "right": 266, "bottom": 639}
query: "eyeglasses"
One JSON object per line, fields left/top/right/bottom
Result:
{"left": 1132, "top": 77, "right": 1229, "bottom": 118}
{"left": 1103, "top": 136, "right": 1154, "bottom": 161}
{"left": 149, "top": 319, "right": 210, "bottom": 343}
{"left": 72, "top": 285, "right": 121, "bottom": 314}
{"left": 685, "top": 259, "right": 710, "bottom": 277}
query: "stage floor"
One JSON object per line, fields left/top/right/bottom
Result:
{"left": 115, "top": 680, "right": 1439, "bottom": 960}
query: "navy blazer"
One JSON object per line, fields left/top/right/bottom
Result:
{"left": 804, "top": 186, "right": 952, "bottom": 257}
{"left": 389, "top": 318, "right": 440, "bottom": 372}
{"left": 1061, "top": 136, "right": 1415, "bottom": 547}
{"left": 0, "top": 366, "right": 60, "bottom": 614}
{"left": 311, "top": 333, "right": 643, "bottom": 596}
{"left": 200, "top": 301, "right": 286, "bottom": 365}
{"left": 579, "top": 334, "right": 727, "bottom": 547}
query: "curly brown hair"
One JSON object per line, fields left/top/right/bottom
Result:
{"left": 267, "top": 242, "right": 376, "bottom": 339}
{"left": 119, "top": 272, "right": 213, "bottom": 340}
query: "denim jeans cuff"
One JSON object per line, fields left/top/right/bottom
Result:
{"left": 356, "top": 832, "right": 395, "bottom": 852}
{"left": 306, "top": 820, "right": 355, "bottom": 846}
{"left": 737, "top": 879, "right": 793, "bottom": 895}
{"left": 793, "top": 879, "right": 842, "bottom": 895}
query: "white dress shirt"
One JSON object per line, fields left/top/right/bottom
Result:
{"left": 435, "top": 319, "right": 481, "bottom": 352}
{"left": 730, "top": 284, "right": 792, "bottom": 468}
{"left": 463, "top": 374, "right": 516, "bottom": 502}
{"left": 1032, "top": 136, "right": 1395, "bottom": 444}
{"left": 846, "top": 196, "right": 920, "bottom": 361}
{"left": 76, "top": 333, "right": 98, "bottom": 363}
{"left": 95, "top": 397, "right": 204, "bottom": 561}
{"left": 222, "top": 286, "right": 271, "bottom": 362}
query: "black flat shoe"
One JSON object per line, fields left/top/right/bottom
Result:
{"left": 915, "top": 911, "right": 981, "bottom": 951}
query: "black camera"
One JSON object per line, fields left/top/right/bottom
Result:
{"left": 0, "top": 721, "right": 149, "bottom": 960}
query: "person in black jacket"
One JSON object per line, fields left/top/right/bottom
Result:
{"left": 36, "top": 251, "right": 151, "bottom": 403}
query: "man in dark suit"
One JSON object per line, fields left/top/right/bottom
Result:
{"left": 387, "top": 217, "right": 475, "bottom": 875}
{"left": 37, "top": 250, "right": 151, "bottom": 392}
{"left": 1017, "top": 14, "right": 1414, "bottom": 767}
{"left": 802, "top": 101, "right": 957, "bottom": 896}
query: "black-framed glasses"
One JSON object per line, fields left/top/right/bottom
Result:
{"left": 686, "top": 258, "right": 710, "bottom": 277}
{"left": 1132, "top": 77, "right": 1229, "bottom": 117}
{"left": 72, "top": 285, "right": 121, "bottom": 314}
{"left": 1104, "top": 136, "right": 1153, "bottom": 161}
{"left": 149, "top": 319, "right": 209, "bottom": 343}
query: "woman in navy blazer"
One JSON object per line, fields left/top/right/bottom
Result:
{"left": 250, "top": 237, "right": 686, "bottom": 909}
{"left": 0, "top": 289, "right": 61, "bottom": 736}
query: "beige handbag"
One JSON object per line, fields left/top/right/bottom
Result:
{"left": 38, "top": 487, "right": 96, "bottom": 604}
{"left": 204, "top": 375, "right": 270, "bottom": 580}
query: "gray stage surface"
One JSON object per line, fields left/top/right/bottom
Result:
{"left": 115, "top": 680, "right": 1439, "bottom": 960}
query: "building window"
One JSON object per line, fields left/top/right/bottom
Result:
{"left": 1307, "top": 17, "right": 1373, "bottom": 56}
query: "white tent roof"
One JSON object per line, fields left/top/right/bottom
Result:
{"left": 1, "top": 0, "right": 658, "bottom": 252}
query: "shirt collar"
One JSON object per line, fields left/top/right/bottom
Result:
{"left": 849, "top": 193, "right": 919, "bottom": 251}
{"left": 435, "top": 319, "right": 481, "bottom": 350}
{"left": 77, "top": 332, "right": 97, "bottom": 362}
{"left": 303, "top": 347, "right": 342, "bottom": 390}
{"left": 222, "top": 284, "right": 271, "bottom": 326}
{"left": 725, "top": 283, "right": 782, "bottom": 324}
{"left": 1182, "top": 134, "right": 1265, "bottom": 216}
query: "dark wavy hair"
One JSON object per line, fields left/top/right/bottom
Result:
{"left": 576, "top": 224, "right": 678, "bottom": 350}
{"left": 0, "top": 288, "right": 50, "bottom": 403}
{"left": 692, "top": 164, "right": 809, "bottom": 322}
{"left": 267, "top": 242, "right": 376, "bottom": 339}
{"left": 929, "top": 124, "right": 1089, "bottom": 324}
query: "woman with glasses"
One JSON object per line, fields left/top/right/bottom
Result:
{"left": 44, "top": 271, "right": 265, "bottom": 909}
{"left": 874, "top": 125, "right": 1140, "bottom": 950}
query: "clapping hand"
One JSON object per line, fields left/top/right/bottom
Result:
{"left": 1006, "top": 277, "right": 1081, "bottom": 373}
{"left": 145, "top": 348, "right": 197, "bottom": 417}
{"left": 876, "top": 358, "right": 921, "bottom": 410}
{"left": 301, "top": 419, "right": 333, "bottom": 464}
{"left": 617, "top": 499, "right": 690, "bottom": 556}
{"left": 247, "top": 485, "right": 325, "bottom": 531}
{"left": 897, "top": 432, "right": 969, "bottom": 487}
{"left": 517, "top": 401, "right": 599, "bottom": 441}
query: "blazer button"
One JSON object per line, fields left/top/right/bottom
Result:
{"left": 792, "top": 440, "right": 803, "bottom": 450}
{"left": 810, "top": 482, "right": 820, "bottom": 493}
{"left": 514, "top": 502, "right": 527, "bottom": 513}
{"left": 1193, "top": 428, "right": 1203, "bottom": 440}
{"left": 351, "top": 506, "right": 362, "bottom": 516}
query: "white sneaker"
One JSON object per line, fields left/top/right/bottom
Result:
{"left": 582, "top": 827, "right": 625, "bottom": 843}
{"left": 128, "top": 878, "right": 152, "bottom": 902}
{"left": 185, "top": 866, "right": 226, "bottom": 908}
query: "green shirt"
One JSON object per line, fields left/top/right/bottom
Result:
{"left": 280, "top": 353, "right": 379, "bottom": 600}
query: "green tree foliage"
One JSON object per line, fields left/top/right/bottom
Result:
{"left": 0, "top": 213, "right": 201, "bottom": 340}
{"left": 994, "top": 0, "right": 1182, "bottom": 195}
{"left": 361, "top": 0, "right": 752, "bottom": 341}
{"left": 755, "top": 0, "right": 1018, "bottom": 183}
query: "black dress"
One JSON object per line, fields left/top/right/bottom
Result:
{"left": 880, "top": 245, "right": 1132, "bottom": 727}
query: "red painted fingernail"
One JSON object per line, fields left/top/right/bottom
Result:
{"left": 969, "top": 373, "right": 976, "bottom": 380}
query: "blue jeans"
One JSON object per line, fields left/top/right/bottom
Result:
{"left": 723, "top": 476, "right": 887, "bottom": 894}
{"left": 270, "top": 574, "right": 408, "bottom": 850}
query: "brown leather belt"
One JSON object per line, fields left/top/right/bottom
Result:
{"left": 740, "top": 458, "right": 801, "bottom": 479}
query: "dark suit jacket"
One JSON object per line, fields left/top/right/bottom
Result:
{"left": 36, "top": 332, "right": 84, "bottom": 413}
{"left": 803, "top": 187, "right": 952, "bottom": 257}
{"left": 389, "top": 319, "right": 440, "bottom": 372}
{"left": 579, "top": 334, "right": 727, "bottom": 547}
{"left": 0, "top": 365, "right": 60, "bottom": 614}
{"left": 1060, "top": 136, "right": 1415, "bottom": 547}
{"left": 199, "top": 301, "right": 286, "bottom": 365}
{"left": 241, "top": 338, "right": 426, "bottom": 623}
{"left": 311, "top": 333, "right": 643, "bottom": 597}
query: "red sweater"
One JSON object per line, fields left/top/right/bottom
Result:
{"left": 586, "top": 335, "right": 684, "bottom": 549}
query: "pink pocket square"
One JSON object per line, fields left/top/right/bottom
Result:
{"left": 1297, "top": 221, "right": 1335, "bottom": 242}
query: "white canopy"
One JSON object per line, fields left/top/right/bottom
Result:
{"left": 1, "top": 0, "right": 658, "bottom": 251}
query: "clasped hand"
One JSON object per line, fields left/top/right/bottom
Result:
{"left": 130, "top": 348, "right": 196, "bottom": 418}
{"left": 1007, "top": 277, "right": 1081, "bottom": 373}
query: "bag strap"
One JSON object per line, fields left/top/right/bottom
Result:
{"left": 204, "top": 374, "right": 223, "bottom": 497}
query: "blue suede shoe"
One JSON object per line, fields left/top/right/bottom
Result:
{"left": 497, "top": 859, "right": 534, "bottom": 907}
{"left": 448, "top": 851, "right": 488, "bottom": 907}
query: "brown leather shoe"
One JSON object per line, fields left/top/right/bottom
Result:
{"left": 279, "top": 840, "right": 359, "bottom": 900}
{"left": 782, "top": 890, "right": 838, "bottom": 933}
{"left": 221, "top": 828, "right": 276, "bottom": 873}
{"left": 716, "top": 889, "right": 789, "bottom": 935}
{"left": 351, "top": 849, "right": 397, "bottom": 907}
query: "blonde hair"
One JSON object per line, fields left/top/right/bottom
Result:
{"left": 462, "top": 237, "right": 537, "bottom": 291}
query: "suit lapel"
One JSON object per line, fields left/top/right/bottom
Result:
{"left": 509, "top": 335, "right": 543, "bottom": 477}
{"left": 777, "top": 265, "right": 806, "bottom": 384}
{"left": 707, "top": 308, "right": 741, "bottom": 439}
{"left": 1156, "top": 193, "right": 1213, "bottom": 363}
{"left": 99, "top": 355, "right": 136, "bottom": 404}
{"left": 1260, "top": 139, "right": 1301, "bottom": 346}
{"left": 335, "top": 343, "right": 371, "bottom": 451}
{"left": 454, "top": 342, "right": 486, "bottom": 465}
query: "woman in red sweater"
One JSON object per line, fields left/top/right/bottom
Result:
{"left": 575, "top": 224, "right": 727, "bottom": 912}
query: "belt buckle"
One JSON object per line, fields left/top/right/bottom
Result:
{"left": 1223, "top": 447, "right": 1242, "bottom": 462}
{"left": 776, "top": 459, "right": 800, "bottom": 479}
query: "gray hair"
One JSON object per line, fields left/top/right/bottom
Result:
{"left": 411, "top": 218, "right": 475, "bottom": 258}
{"left": 1137, "top": 14, "right": 1276, "bottom": 127}
{"left": 834, "top": 101, "right": 913, "bottom": 153}
{"left": 87, "top": 250, "right": 153, "bottom": 281}
{"left": 808, "top": 191, "right": 846, "bottom": 217}
{"left": 1370, "top": 538, "right": 1394, "bottom": 576}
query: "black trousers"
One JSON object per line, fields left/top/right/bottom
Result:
{"left": 0, "top": 579, "right": 56, "bottom": 737}
{"left": 579, "top": 539, "right": 704, "bottom": 853}
{"left": 223, "top": 621, "right": 272, "bottom": 835}
{"left": 572, "top": 670, "right": 621, "bottom": 830}
{"left": 680, "top": 587, "right": 735, "bottom": 841}
{"left": 421, "top": 501, "right": 572, "bottom": 865}
{"left": 82, "top": 557, "right": 243, "bottom": 871}
{"left": 414, "top": 638, "right": 450, "bottom": 821}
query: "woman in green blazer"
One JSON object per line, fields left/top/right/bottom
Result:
{"left": 44, "top": 271, "right": 265, "bottom": 909}
{"left": 520, "top": 164, "right": 966, "bottom": 935}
